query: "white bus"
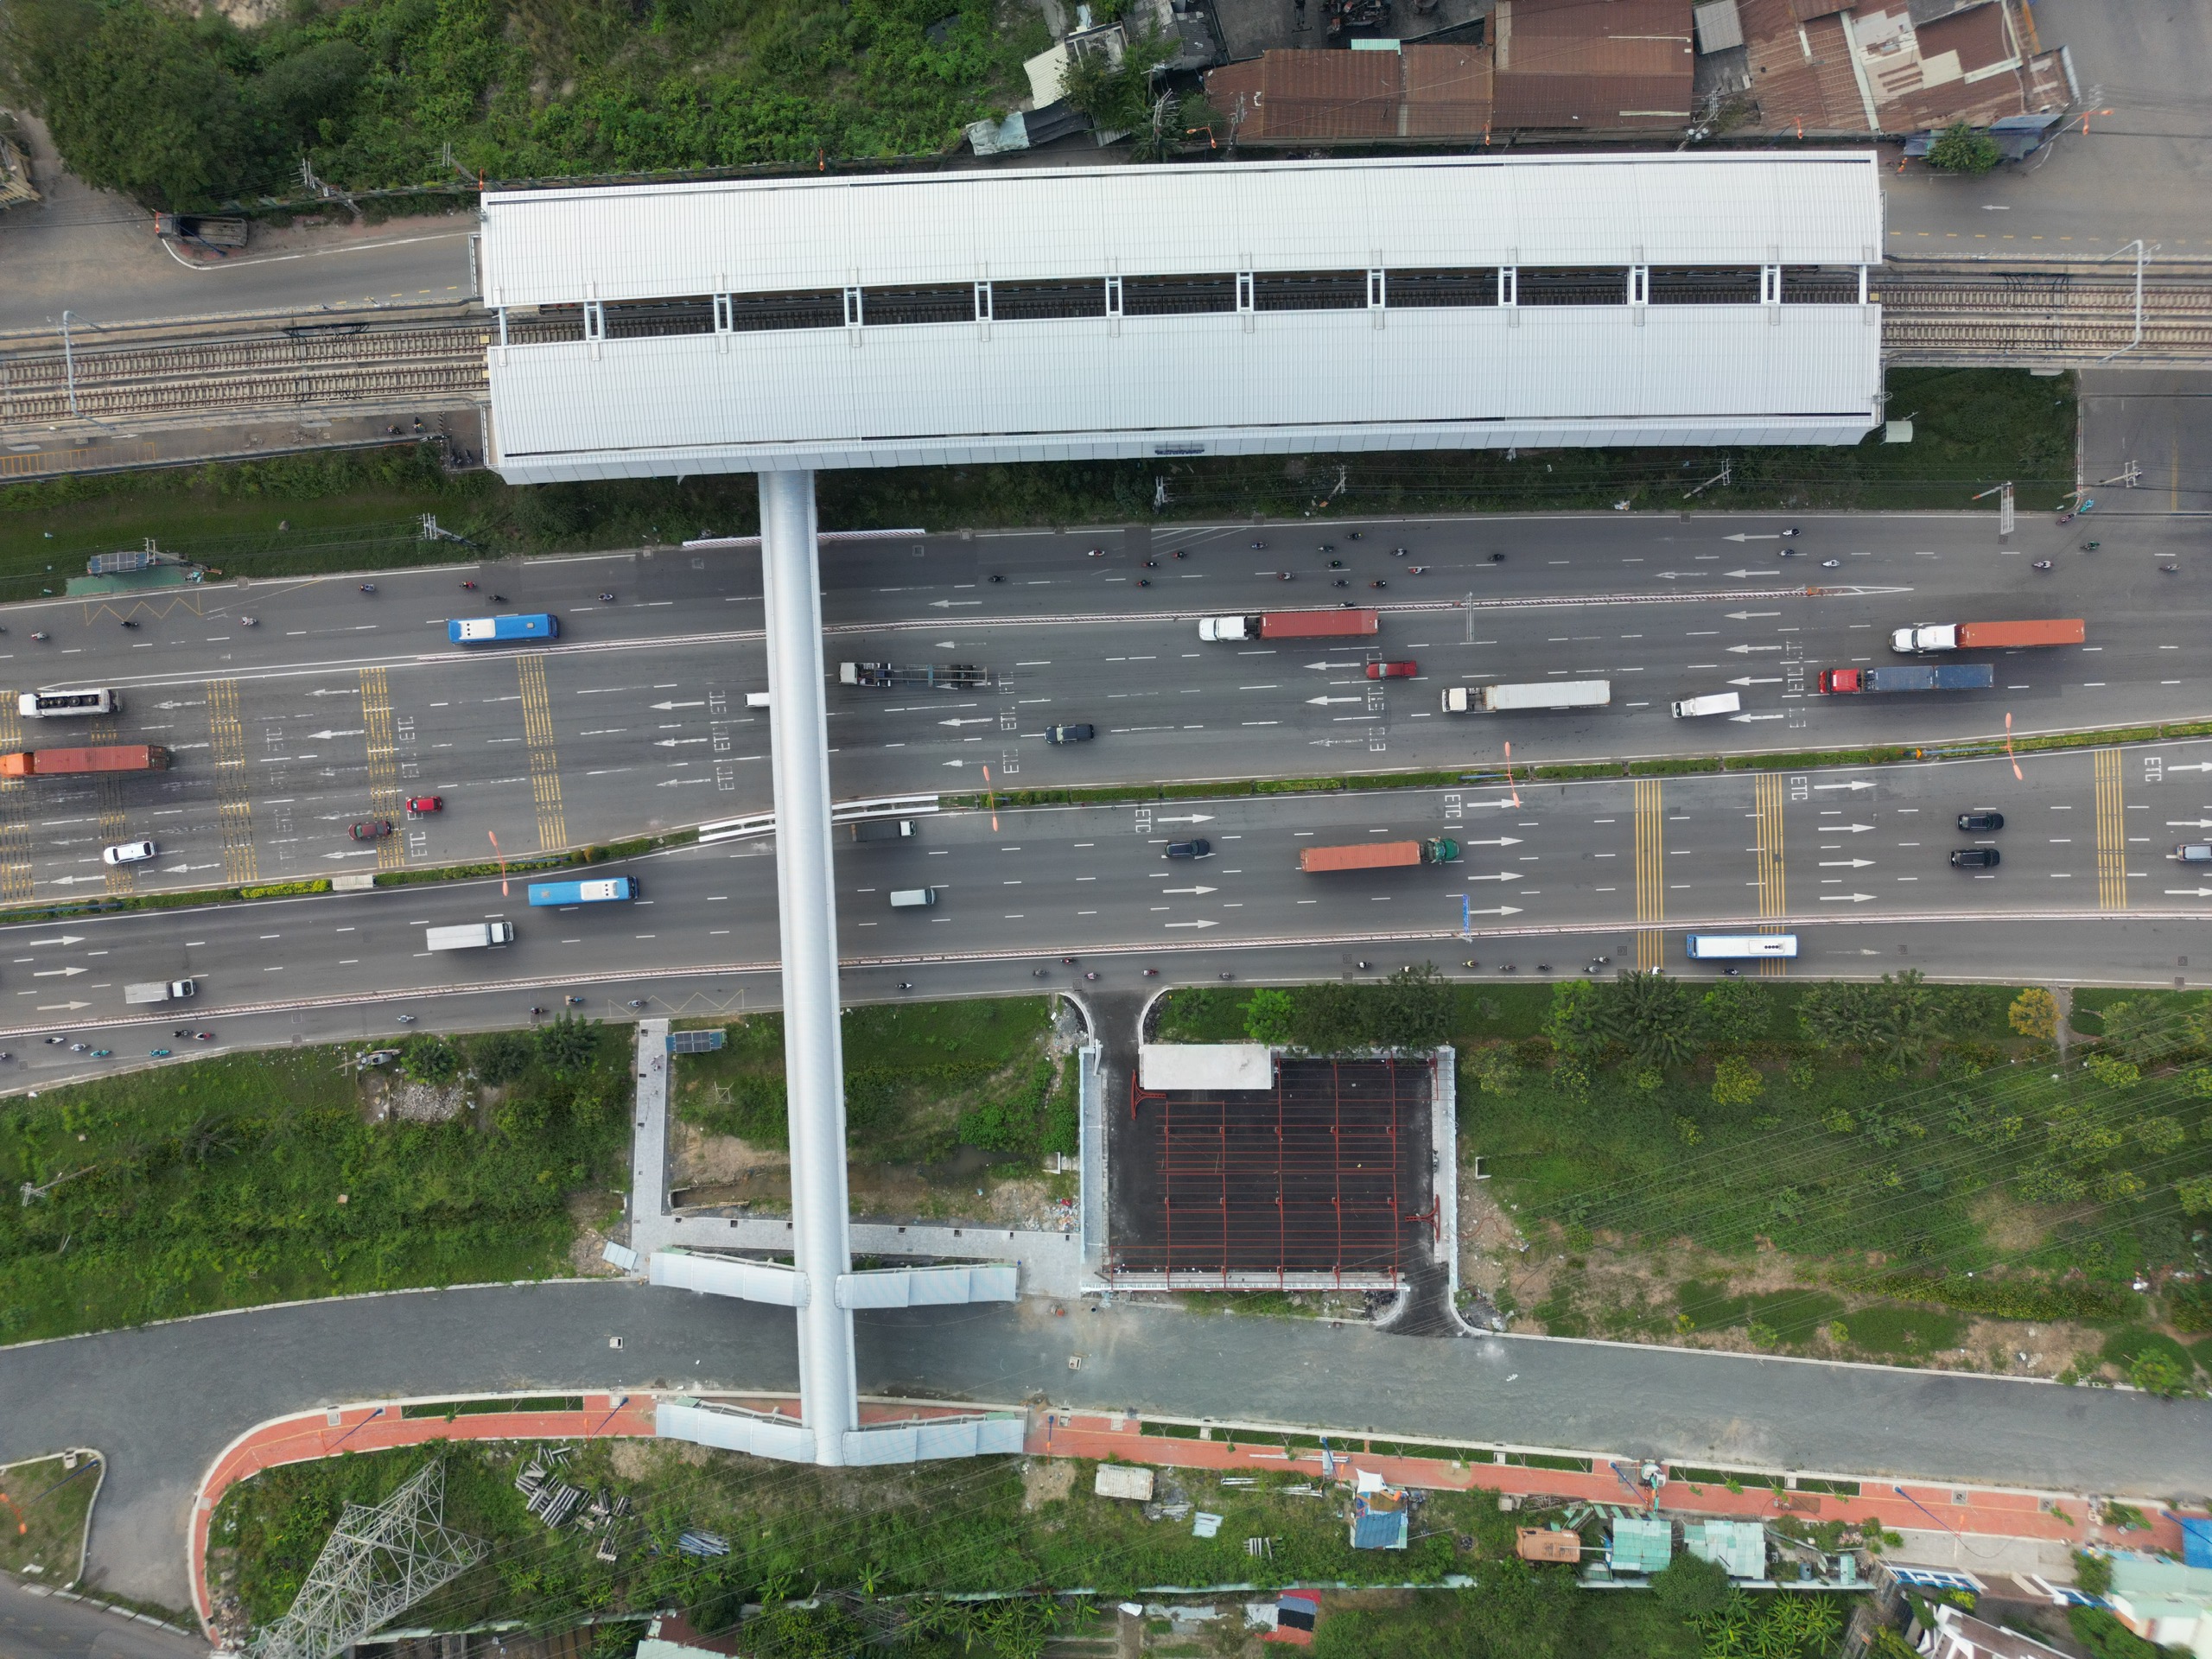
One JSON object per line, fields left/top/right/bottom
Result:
{"left": 1686, "top": 933, "right": 1798, "bottom": 960}
{"left": 19, "top": 688, "right": 118, "bottom": 718}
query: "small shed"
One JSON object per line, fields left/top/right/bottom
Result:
{"left": 1609, "top": 1516, "right": 1674, "bottom": 1575}
{"left": 1686, "top": 1518, "right": 1767, "bottom": 1580}
{"left": 1516, "top": 1528, "right": 1583, "bottom": 1564}
{"left": 1094, "top": 1465, "right": 1155, "bottom": 1502}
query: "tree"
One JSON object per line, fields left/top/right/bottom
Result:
{"left": 404, "top": 1034, "right": 461, "bottom": 1083}
{"left": 1056, "top": 26, "right": 1179, "bottom": 137}
{"left": 537, "top": 1015, "right": 600, "bottom": 1073}
{"left": 1650, "top": 1554, "right": 1731, "bottom": 1619}
{"left": 472, "top": 1030, "right": 536, "bottom": 1085}
{"left": 2128, "top": 1349, "right": 2189, "bottom": 1397}
{"left": 2008, "top": 987, "right": 2058, "bottom": 1042}
{"left": 5, "top": 0, "right": 270, "bottom": 209}
{"left": 1367, "top": 964, "right": 1452, "bottom": 1051}
{"left": 1547, "top": 979, "right": 1606, "bottom": 1057}
{"left": 2099, "top": 999, "right": 2187, "bottom": 1065}
{"left": 1700, "top": 979, "right": 1769, "bottom": 1050}
{"left": 2178, "top": 1173, "right": 2212, "bottom": 1216}
{"left": 1601, "top": 970, "right": 1700, "bottom": 1070}
{"left": 1243, "top": 988, "right": 1294, "bottom": 1046}
{"left": 1928, "top": 122, "right": 2001, "bottom": 175}
{"left": 1467, "top": 1046, "right": 1518, "bottom": 1096}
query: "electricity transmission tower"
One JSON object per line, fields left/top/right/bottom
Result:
{"left": 248, "top": 1460, "right": 484, "bottom": 1659}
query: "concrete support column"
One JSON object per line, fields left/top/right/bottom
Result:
{"left": 758, "top": 467, "right": 856, "bottom": 1465}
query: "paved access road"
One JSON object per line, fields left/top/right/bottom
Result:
{"left": 1, "top": 512, "right": 2199, "bottom": 903}
{"left": 3, "top": 734, "right": 2209, "bottom": 1087}
{"left": 1, "top": 1281, "right": 2203, "bottom": 1611}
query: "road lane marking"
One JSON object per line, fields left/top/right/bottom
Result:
{"left": 1754, "top": 772, "right": 1789, "bottom": 975}
{"left": 2095, "top": 747, "right": 2127, "bottom": 911}
{"left": 0, "top": 695, "right": 29, "bottom": 902}
{"left": 1634, "top": 779, "right": 1664, "bottom": 970}
{"left": 359, "top": 667, "right": 409, "bottom": 872}
{"left": 205, "top": 678, "right": 258, "bottom": 885}
{"left": 518, "top": 655, "right": 570, "bottom": 853}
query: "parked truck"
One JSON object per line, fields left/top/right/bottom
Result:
{"left": 849, "top": 818, "right": 916, "bottom": 843}
{"left": 1441, "top": 681, "right": 1611, "bottom": 714}
{"left": 838, "top": 662, "right": 991, "bottom": 689}
{"left": 124, "top": 979, "right": 195, "bottom": 1005}
{"left": 1300, "top": 837, "right": 1459, "bottom": 873}
{"left": 1818, "top": 664, "right": 1994, "bottom": 695}
{"left": 1889, "top": 619, "right": 2085, "bottom": 654}
{"left": 0, "top": 744, "right": 171, "bottom": 779}
{"left": 1198, "top": 608, "right": 1380, "bottom": 643}
{"left": 425, "top": 921, "right": 516, "bottom": 950}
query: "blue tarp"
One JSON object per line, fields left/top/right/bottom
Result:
{"left": 2183, "top": 1518, "right": 2212, "bottom": 1570}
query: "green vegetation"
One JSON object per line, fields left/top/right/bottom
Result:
{"left": 0, "top": 367, "right": 2069, "bottom": 605}
{"left": 1928, "top": 123, "right": 2003, "bottom": 175}
{"left": 0, "top": 1452, "right": 101, "bottom": 1583}
{"left": 212, "top": 1440, "right": 1548, "bottom": 1649}
{"left": 674, "top": 997, "right": 1075, "bottom": 1163}
{"left": 2, "top": 0, "right": 1045, "bottom": 210}
{"left": 1157, "top": 975, "right": 2212, "bottom": 1375}
{"left": 0, "top": 1026, "right": 629, "bottom": 1344}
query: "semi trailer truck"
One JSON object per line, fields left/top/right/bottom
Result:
{"left": 1441, "top": 682, "right": 1611, "bottom": 713}
{"left": 0, "top": 744, "right": 171, "bottom": 778}
{"left": 1818, "top": 664, "right": 1994, "bottom": 695}
{"left": 1299, "top": 837, "right": 1459, "bottom": 873}
{"left": 425, "top": 922, "right": 516, "bottom": 950}
{"left": 1198, "top": 609, "right": 1380, "bottom": 642}
{"left": 1889, "top": 619, "right": 2084, "bottom": 654}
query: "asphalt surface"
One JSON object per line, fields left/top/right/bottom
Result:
{"left": 4, "top": 734, "right": 2211, "bottom": 1087}
{"left": 0, "top": 1577, "right": 200, "bottom": 1659}
{"left": 1, "top": 1281, "right": 2204, "bottom": 1611}
{"left": 3, "top": 511, "right": 2202, "bottom": 906}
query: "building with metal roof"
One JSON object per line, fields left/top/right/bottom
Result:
{"left": 1609, "top": 1516, "right": 1675, "bottom": 1575}
{"left": 477, "top": 151, "right": 1885, "bottom": 483}
{"left": 1686, "top": 1518, "right": 1769, "bottom": 1579}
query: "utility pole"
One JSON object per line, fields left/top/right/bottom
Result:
{"left": 59, "top": 310, "right": 79, "bottom": 419}
{"left": 1683, "top": 461, "right": 1731, "bottom": 499}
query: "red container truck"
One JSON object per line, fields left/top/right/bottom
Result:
{"left": 1198, "top": 609, "right": 1380, "bottom": 642}
{"left": 0, "top": 744, "right": 171, "bottom": 778}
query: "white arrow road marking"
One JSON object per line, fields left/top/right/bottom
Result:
{"left": 650, "top": 700, "right": 706, "bottom": 710}
{"left": 1724, "top": 569, "right": 1787, "bottom": 580}
{"left": 1726, "top": 644, "right": 1783, "bottom": 654}
{"left": 1726, "top": 610, "right": 1781, "bottom": 620}
{"left": 153, "top": 700, "right": 205, "bottom": 710}
{"left": 1459, "top": 836, "right": 1523, "bottom": 848}
{"left": 1819, "top": 893, "right": 1878, "bottom": 903}
{"left": 1154, "top": 814, "right": 1217, "bottom": 824}
{"left": 162, "top": 862, "right": 224, "bottom": 874}
{"left": 1813, "top": 780, "right": 1877, "bottom": 792}
{"left": 658, "top": 778, "right": 710, "bottom": 787}
{"left": 306, "top": 688, "right": 359, "bottom": 697}
{"left": 1161, "top": 886, "right": 1219, "bottom": 895}
{"left": 1654, "top": 573, "right": 1712, "bottom": 582}
{"left": 2164, "top": 763, "right": 2212, "bottom": 773}
{"left": 942, "top": 760, "right": 967, "bottom": 767}
{"left": 46, "top": 875, "right": 105, "bottom": 887}
{"left": 1165, "top": 919, "right": 1220, "bottom": 930}
{"left": 1463, "top": 906, "right": 1524, "bottom": 918}
{"left": 938, "top": 718, "right": 994, "bottom": 728}
{"left": 305, "top": 728, "right": 365, "bottom": 741}
{"left": 1725, "top": 533, "right": 1783, "bottom": 543}
{"left": 1727, "top": 677, "right": 1783, "bottom": 687}
{"left": 25, "top": 935, "right": 85, "bottom": 946}
{"left": 929, "top": 600, "right": 982, "bottom": 608}
{"left": 1465, "top": 871, "right": 1522, "bottom": 882}
{"left": 1304, "top": 660, "right": 1366, "bottom": 671}
{"left": 321, "top": 850, "right": 378, "bottom": 861}
{"left": 1729, "top": 713, "right": 1788, "bottom": 723}
{"left": 2164, "top": 888, "right": 2212, "bottom": 898}
{"left": 2166, "top": 820, "right": 2212, "bottom": 828}
{"left": 1830, "top": 823, "right": 1877, "bottom": 834}
{"left": 37, "top": 1001, "right": 91, "bottom": 1011}
{"left": 653, "top": 737, "right": 711, "bottom": 747}
{"left": 1306, "top": 696, "right": 1367, "bottom": 706}
{"left": 32, "top": 967, "right": 86, "bottom": 977}
{"left": 1819, "top": 858, "right": 1877, "bottom": 868}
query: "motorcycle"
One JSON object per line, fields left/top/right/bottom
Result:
{"left": 1137, "top": 578, "right": 1152, "bottom": 588}
{"left": 1084, "top": 970, "right": 1099, "bottom": 982}
{"left": 119, "top": 618, "right": 140, "bottom": 629}
{"left": 988, "top": 574, "right": 1004, "bottom": 583}
{"left": 1392, "top": 547, "right": 1408, "bottom": 557}
{"left": 397, "top": 1014, "right": 417, "bottom": 1024}
{"left": 30, "top": 632, "right": 48, "bottom": 641}
{"left": 1368, "top": 580, "right": 1387, "bottom": 589}
{"left": 359, "top": 582, "right": 377, "bottom": 594}
{"left": 1087, "top": 548, "right": 1107, "bottom": 558}
{"left": 1780, "top": 527, "right": 1801, "bottom": 537}
{"left": 1407, "top": 566, "right": 1429, "bottom": 575}
{"left": 1249, "top": 540, "right": 1268, "bottom": 550}
{"left": 1142, "top": 968, "right": 1158, "bottom": 977}
{"left": 1277, "top": 571, "right": 1294, "bottom": 582}
{"left": 2032, "top": 560, "right": 2054, "bottom": 571}
{"left": 2081, "top": 542, "right": 2101, "bottom": 552}
{"left": 1332, "top": 578, "right": 1350, "bottom": 588}
{"left": 1820, "top": 559, "right": 1840, "bottom": 569}
{"left": 1489, "top": 551, "right": 1506, "bottom": 563}
{"left": 461, "top": 581, "right": 477, "bottom": 590}
{"left": 600, "top": 590, "right": 618, "bottom": 601}
{"left": 1346, "top": 531, "right": 1363, "bottom": 541}
{"left": 899, "top": 981, "right": 915, "bottom": 990}
{"left": 2161, "top": 563, "right": 2181, "bottom": 574}
{"left": 1172, "top": 550, "right": 1188, "bottom": 561}
{"left": 566, "top": 995, "right": 585, "bottom": 1006}
{"left": 240, "top": 615, "right": 258, "bottom": 626}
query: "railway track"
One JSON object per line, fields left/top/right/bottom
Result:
{"left": 4, "top": 269, "right": 2211, "bottom": 435}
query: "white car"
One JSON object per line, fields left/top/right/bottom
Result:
{"left": 101, "top": 840, "right": 157, "bottom": 866}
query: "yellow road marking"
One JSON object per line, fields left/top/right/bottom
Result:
{"left": 0, "top": 696, "right": 29, "bottom": 902}
{"left": 359, "top": 667, "right": 408, "bottom": 870}
{"left": 518, "top": 656, "right": 569, "bottom": 853}
{"left": 206, "top": 678, "right": 257, "bottom": 885}
{"left": 2094, "top": 747, "right": 2126, "bottom": 910}
{"left": 1634, "top": 779, "right": 1664, "bottom": 971}
{"left": 1754, "top": 772, "right": 1789, "bottom": 976}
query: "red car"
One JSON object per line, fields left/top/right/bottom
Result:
{"left": 348, "top": 819, "right": 393, "bottom": 841}
{"left": 1367, "top": 660, "right": 1418, "bottom": 680}
{"left": 407, "top": 796, "right": 443, "bottom": 816}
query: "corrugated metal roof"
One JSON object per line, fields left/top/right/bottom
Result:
{"left": 1491, "top": 0, "right": 1694, "bottom": 126}
{"left": 1493, "top": 71, "right": 1694, "bottom": 124}
{"left": 1610, "top": 1516, "right": 1674, "bottom": 1573}
{"left": 1685, "top": 1518, "right": 1767, "bottom": 1579}
{"left": 1251, "top": 48, "right": 1402, "bottom": 138}
{"left": 484, "top": 301, "right": 1881, "bottom": 480}
{"left": 1402, "top": 44, "right": 1495, "bottom": 134}
{"left": 1694, "top": 0, "right": 1745, "bottom": 50}
{"left": 478, "top": 152, "right": 1884, "bottom": 309}
{"left": 1914, "top": 1, "right": 2012, "bottom": 73}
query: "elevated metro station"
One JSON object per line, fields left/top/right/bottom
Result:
{"left": 478, "top": 151, "right": 1887, "bottom": 482}
{"left": 472, "top": 150, "right": 1887, "bottom": 1465}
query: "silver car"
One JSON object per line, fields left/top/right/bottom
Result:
{"left": 101, "top": 840, "right": 157, "bottom": 865}
{"left": 2174, "top": 843, "right": 2212, "bottom": 863}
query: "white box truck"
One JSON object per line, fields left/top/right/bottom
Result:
{"left": 426, "top": 922, "right": 515, "bottom": 950}
{"left": 1442, "top": 681, "right": 1611, "bottom": 713}
{"left": 1670, "top": 692, "right": 1741, "bottom": 718}
{"left": 124, "top": 978, "right": 195, "bottom": 1004}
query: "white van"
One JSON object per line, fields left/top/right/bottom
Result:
{"left": 745, "top": 691, "right": 772, "bottom": 709}
{"left": 1670, "top": 692, "right": 1742, "bottom": 719}
{"left": 889, "top": 888, "right": 938, "bottom": 909}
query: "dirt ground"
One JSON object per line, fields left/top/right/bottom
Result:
{"left": 358, "top": 1069, "right": 468, "bottom": 1125}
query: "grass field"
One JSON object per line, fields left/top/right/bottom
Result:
{"left": 0, "top": 368, "right": 2072, "bottom": 602}
{"left": 1153, "top": 975, "right": 2212, "bottom": 1382}
{"left": 207, "top": 1439, "right": 1860, "bottom": 1658}
{"left": 0, "top": 1022, "right": 629, "bottom": 1344}
{"left": 0, "top": 1452, "right": 101, "bottom": 1585}
{"left": 672, "top": 997, "right": 1075, "bottom": 1164}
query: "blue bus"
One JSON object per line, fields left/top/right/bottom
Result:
{"left": 449, "top": 613, "right": 559, "bottom": 645}
{"left": 1686, "top": 933, "right": 1798, "bottom": 960}
{"left": 527, "top": 876, "right": 639, "bottom": 907}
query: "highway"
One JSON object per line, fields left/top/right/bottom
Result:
{"left": 0, "top": 512, "right": 2202, "bottom": 907}
{"left": 2, "top": 731, "right": 2209, "bottom": 1087}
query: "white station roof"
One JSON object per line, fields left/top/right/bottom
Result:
{"left": 479, "top": 152, "right": 1886, "bottom": 480}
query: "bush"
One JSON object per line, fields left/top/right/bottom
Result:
{"left": 1467, "top": 1046, "right": 1519, "bottom": 1096}
{"left": 403, "top": 1035, "right": 460, "bottom": 1084}
{"left": 538, "top": 1016, "right": 601, "bottom": 1073}
{"left": 472, "top": 1031, "right": 535, "bottom": 1086}
{"left": 1649, "top": 1553, "right": 1730, "bottom": 1618}
{"left": 1244, "top": 988, "right": 1294, "bottom": 1046}
{"left": 1929, "top": 123, "right": 2002, "bottom": 175}
{"left": 1710, "top": 1054, "right": 1764, "bottom": 1109}
{"left": 2068, "top": 1605, "right": 2165, "bottom": 1659}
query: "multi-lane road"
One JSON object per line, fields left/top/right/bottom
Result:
{"left": 0, "top": 512, "right": 2201, "bottom": 906}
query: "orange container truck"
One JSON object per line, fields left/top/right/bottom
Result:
{"left": 1889, "top": 619, "right": 2084, "bottom": 653}
{"left": 0, "top": 744, "right": 172, "bottom": 778}
{"left": 1300, "top": 837, "right": 1459, "bottom": 873}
